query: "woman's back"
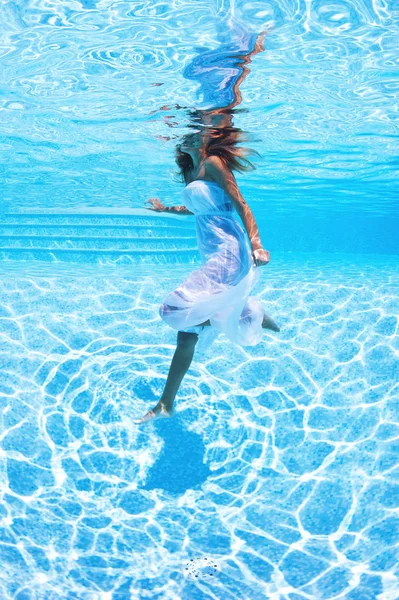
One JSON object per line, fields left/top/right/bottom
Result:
{"left": 183, "top": 180, "right": 252, "bottom": 272}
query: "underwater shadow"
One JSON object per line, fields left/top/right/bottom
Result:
{"left": 141, "top": 415, "right": 212, "bottom": 495}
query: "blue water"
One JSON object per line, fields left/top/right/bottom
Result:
{"left": 1, "top": 1, "right": 399, "bottom": 599}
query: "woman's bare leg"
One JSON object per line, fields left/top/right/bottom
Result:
{"left": 134, "top": 331, "right": 199, "bottom": 423}
{"left": 204, "top": 313, "right": 280, "bottom": 332}
{"left": 200, "top": 314, "right": 281, "bottom": 332}
{"left": 262, "top": 312, "right": 280, "bottom": 332}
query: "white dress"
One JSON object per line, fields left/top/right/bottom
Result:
{"left": 159, "top": 180, "right": 265, "bottom": 348}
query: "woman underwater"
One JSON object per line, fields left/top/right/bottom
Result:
{"left": 134, "top": 126, "right": 280, "bottom": 424}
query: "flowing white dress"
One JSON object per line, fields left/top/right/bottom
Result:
{"left": 159, "top": 180, "right": 265, "bottom": 348}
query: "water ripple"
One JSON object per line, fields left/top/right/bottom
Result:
{"left": 0, "top": 0, "right": 397, "bottom": 215}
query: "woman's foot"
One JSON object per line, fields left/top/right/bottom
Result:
{"left": 262, "top": 312, "right": 280, "bottom": 332}
{"left": 199, "top": 319, "right": 211, "bottom": 326}
{"left": 133, "top": 401, "right": 175, "bottom": 424}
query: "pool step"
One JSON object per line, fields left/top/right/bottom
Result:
{"left": 0, "top": 211, "right": 200, "bottom": 264}
{"left": 0, "top": 211, "right": 192, "bottom": 227}
{"left": 0, "top": 235, "right": 197, "bottom": 251}
{"left": 0, "top": 224, "right": 193, "bottom": 238}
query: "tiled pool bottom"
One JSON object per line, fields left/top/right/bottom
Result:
{"left": 0, "top": 254, "right": 398, "bottom": 600}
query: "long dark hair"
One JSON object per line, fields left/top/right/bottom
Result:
{"left": 175, "top": 126, "right": 260, "bottom": 184}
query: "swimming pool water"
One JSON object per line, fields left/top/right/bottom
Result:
{"left": 1, "top": 0, "right": 399, "bottom": 598}
{"left": 0, "top": 254, "right": 398, "bottom": 599}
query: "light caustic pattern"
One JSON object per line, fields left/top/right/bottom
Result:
{"left": 0, "top": 260, "right": 398, "bottom": 599}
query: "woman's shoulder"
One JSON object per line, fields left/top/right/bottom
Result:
{"left": 205, "top": 155, "right": 225, "bottom": 168}
{"left": 185, "top": 156, "right": 227, "bottom": 184}
{"left": 204, "top": 156, "right": 232, "bottom": 188}
{"left": 205, "top": 155, "right": 230, "bottom": 177}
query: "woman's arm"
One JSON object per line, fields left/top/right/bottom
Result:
{"left": 145, "top": 198, "right": 193, "bottom": 215}
{"left": 205, "top": 156, "right": 266, "bottom": 254}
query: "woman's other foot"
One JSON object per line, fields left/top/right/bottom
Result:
{"left": 133, "top": 401, "right": 175, "bottom": 424}
{"left": 262, "top": 312, "right": 280, "bottom": 332}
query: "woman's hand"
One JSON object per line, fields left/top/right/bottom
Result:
{"left": 145, "top": 198, "right": 165, "bottom": 212}
{"left": 252, "top": 248, "right": 270, "bottom": 267}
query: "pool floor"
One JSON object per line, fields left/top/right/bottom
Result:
{"left": 0, "top": 254, "right": 398, "bottom": 599}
